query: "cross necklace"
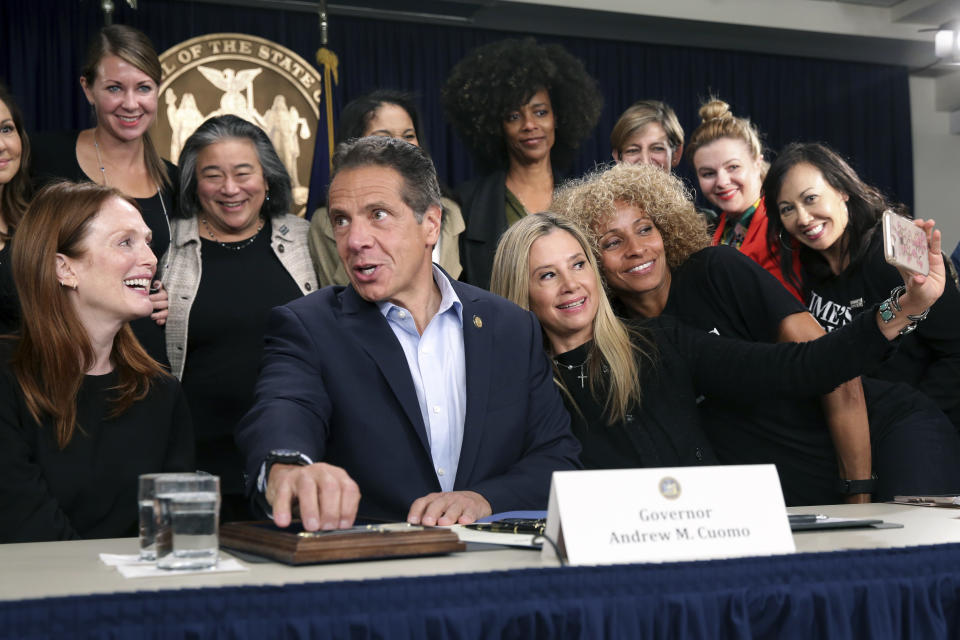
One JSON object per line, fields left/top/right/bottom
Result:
{"left": 554, "top": 355, "right": 589, "bottom": 389}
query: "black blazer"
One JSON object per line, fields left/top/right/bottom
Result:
{"left": 456, "top": 170, "right": 507, "bottom": 290}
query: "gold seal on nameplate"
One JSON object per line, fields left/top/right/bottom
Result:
{"left": 659, "top": 476, "right": 681, "bottom": 500}
{"left": 154, "top": 34, "right": 322, "bottom": 217}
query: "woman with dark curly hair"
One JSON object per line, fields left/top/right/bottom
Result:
{"left": 764, "top": 142, "right": 960, "bottom": 432}
{"left": 553, "top": 162, "right": 960, "bottom": 505}
{"left": 442, "top": 38, "right": 602, "bottom": 289}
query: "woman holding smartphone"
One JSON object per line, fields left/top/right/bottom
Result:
{"left": 764, "top": 142, "right": 960, "bottom": 431}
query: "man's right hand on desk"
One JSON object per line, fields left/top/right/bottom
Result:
{"left": 267, "top": 462, "right": 361, "bottom": 531}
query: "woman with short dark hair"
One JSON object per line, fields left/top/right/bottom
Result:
{"left": 308, "top": 89, "right": 464, "bottom": 285}
{"left": 164, "top": 114, "right": 317, "bottom": 521}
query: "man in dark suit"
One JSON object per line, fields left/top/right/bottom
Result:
{"left": 236, "top": 136, "right": 580, "bottom": 531}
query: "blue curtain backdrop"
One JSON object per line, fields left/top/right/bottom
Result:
{"left": 1, "top": 0, "right": 914, "bottom": 209}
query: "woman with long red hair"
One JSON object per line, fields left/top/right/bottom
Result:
{"left": 0, "top": 181, "right": 192, "bottom": 542}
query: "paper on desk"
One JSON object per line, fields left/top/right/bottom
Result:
{"left": 99, "top": 553, "right": 249, "bottom": 578}
{"left": 449, "top": 525, "right": 540, "bottom": 548}
{"left": 892, "top": 495, "right": 960, "bottom": 507}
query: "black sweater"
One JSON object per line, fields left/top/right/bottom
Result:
{"left": 0, "top": 348, "right": 194, "bottom": 542}
{"left": 558, "top": 312, "right": 894, "bottom": 476}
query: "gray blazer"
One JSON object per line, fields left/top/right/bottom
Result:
{"left": 162, "top": 214, "right": 318, "bottom": 379}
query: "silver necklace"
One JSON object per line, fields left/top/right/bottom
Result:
{"left": 202, "top": 216, "right": 265, "bottom": 250}
{"left": 554, "top": 355, "right": 589, "bottom": 389}
{"left": 93, "top": 131, "right": 168, "bottom": 235}
{"left": 93, "top": 132, "right": 108, "bottom": 185}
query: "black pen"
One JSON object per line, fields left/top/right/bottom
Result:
{"left": 788, "top": 514, "right": 827, "bottom": 524}
{"left": 464, "top": 519, "right": 546, "bottom": 535}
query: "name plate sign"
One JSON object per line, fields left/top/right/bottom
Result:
{"left": 542, "top": 465, "right": 795, "bottom": 565}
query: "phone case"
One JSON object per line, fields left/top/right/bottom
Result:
{"left": 882, "top": 210, "right": 929, "bottom": 276}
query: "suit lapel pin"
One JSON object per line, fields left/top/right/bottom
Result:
{"left": 473, "top": 315, "right": 483, "bottom": 329}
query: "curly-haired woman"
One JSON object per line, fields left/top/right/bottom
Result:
{"left": 442, "top": 38, "right": 602, "bottom": 289}
{"left": 554, "top": 162, "right": 960, "bottom": 505}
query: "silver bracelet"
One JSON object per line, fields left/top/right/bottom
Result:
{"left": 887, "top": 285, "right": 929, "bottom": 336}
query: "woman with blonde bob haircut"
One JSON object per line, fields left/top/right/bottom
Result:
{"left": 554, "top": 162, "right": 960, "bottom": 504}
{"left": 610, "top": 100, "right": 685, "bottom": 170}
{"left": 0, "top": 181, "right": 192, "bottom": 542}
{"left": 489, "top": 209, "right": 947, "bottom": 477}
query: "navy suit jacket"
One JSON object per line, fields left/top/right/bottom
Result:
{"left": 236, "top": 275, "right": 581, "bottom": 521}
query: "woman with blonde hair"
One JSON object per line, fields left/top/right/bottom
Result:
{"left": 554, "top": 162, "right": 960, "bottom": 504}
{"left": 0, "top": 181, "right": 192, "bottom": 542}
{"left": 686, "top": 98, "right": 801, "bottom": 300}
{"left": 610, "top": 100, "right": 684, "bottom": 171}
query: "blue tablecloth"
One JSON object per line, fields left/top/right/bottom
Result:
{"left": 5, "top": 543, "right": 960, "bottom": 639}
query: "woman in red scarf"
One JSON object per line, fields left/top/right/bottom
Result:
{"left": 686, "top": 98, "right": 802, "bottom": 301}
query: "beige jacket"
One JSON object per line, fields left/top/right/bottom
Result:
{"left": 162, "top": 214, "right": 318, "bottom": 379}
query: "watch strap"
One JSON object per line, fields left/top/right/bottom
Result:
{"left": 836, "top": 474, "right": 877, "bottom": 495}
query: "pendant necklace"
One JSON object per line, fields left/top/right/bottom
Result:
{"left": 554, "top": 354, "right": 589, "bottom": 389}
{"left": 93, "top": 131, "right": 169, "bottom": 235}
{"left": 93, "top": 132, "right": 108, "bottom": 186}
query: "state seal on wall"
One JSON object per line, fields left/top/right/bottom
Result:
{"left": 153, "top": 34, "right": 323, "bottom": 217}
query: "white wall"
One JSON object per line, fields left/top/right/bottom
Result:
{"left": 910, "top": 75, "right": 960, "bottom": 253}
{"left": 514, "top": 0, "right": 930, "bottom": 40}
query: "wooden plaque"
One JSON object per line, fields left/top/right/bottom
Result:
{"left": 220, "top": 520, "right": 466, "bottom": 565}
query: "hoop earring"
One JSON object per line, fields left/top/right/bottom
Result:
{"left": 779, "top": 229, "right": 794, "bottom": 250}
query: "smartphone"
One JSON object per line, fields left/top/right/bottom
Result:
{"left": 882, "top": 210, "right": 929, "bottom": 276}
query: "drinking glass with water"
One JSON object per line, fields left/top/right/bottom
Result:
{"left": 141, "top": 472, "right": 221, "bottom": 570}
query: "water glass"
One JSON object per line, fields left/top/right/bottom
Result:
{"left": 137, "top": 473, "right": 168, "bottom": 561}
{"left": 154, "top": 473, "right": 221, "bottom": 570}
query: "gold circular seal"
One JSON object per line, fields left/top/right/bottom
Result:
{"left": 659, "top": 476, "right": 681, "bottom": 500}
{"left": 154, "top": 34, "right": 323, "bottom": 216}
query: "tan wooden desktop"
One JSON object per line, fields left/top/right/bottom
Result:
{"left": 2, "top": 503, "right": 960, "bottom": 602}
